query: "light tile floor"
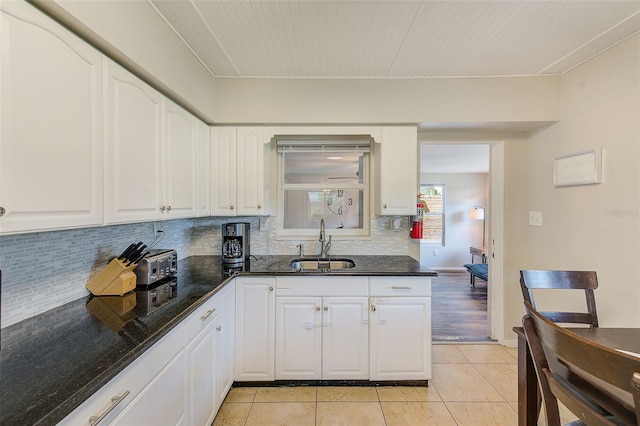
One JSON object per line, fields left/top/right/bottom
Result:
{"left": 212, "top": 344, "right": 525, "bottom": 426}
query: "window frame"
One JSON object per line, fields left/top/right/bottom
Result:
{"left": 276, "top": 146, "right": 371, "bottom": 240}
{"left": 420, "top": 184, "right": 445, "bottom": 245}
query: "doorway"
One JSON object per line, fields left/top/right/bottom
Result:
{"left": 419, "top": 142, "right": 500, "bottom": 342}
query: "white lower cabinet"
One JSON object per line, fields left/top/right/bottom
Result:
{"left": 369, "top": 296, "right": 431, "bottom": 381}
{"left": 61, "top": 284, "right": 235, "bottom": 426}
{"left": 185, "top": 282, "right": 235, "bottom": 425}
{"left": 59, "top": 323, "right": 186, "bottom": 425}
{"left": 275, "top": 296, "right": 369, "bottom": 380}
{"left": 185, "top": 294, "right": 221, "bottom": 426}
{"left": 111, "top": 350, "right": 187, "bottom": 426}
{"left": 323, "top": 297, "right": 370, "bottom": 380}
{"left": 235, "top": 277, "right": 276, "bottom": 381}
{"left": 215, "top": 282, "right": 236, "bottom": 408}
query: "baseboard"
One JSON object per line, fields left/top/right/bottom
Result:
{"left": 430, "top": 267, "right": 467, "bottom": 272}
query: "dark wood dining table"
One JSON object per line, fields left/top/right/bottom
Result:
{"left": 513, "top": 325, "right": 640, "bottom": 426}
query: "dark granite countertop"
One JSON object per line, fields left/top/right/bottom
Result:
{"left": 0, "top": 255, "right": 435, "bottom": 425}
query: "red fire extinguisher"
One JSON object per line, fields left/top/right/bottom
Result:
{"left": 410, "top": 194, "right": 423, "bottom": 239}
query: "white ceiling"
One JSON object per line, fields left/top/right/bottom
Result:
{"left": 149, "top": 0, "right": 640, "bottom": 79}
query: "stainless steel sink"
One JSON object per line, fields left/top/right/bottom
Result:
{"left": 289, "top": 258, "right": 355, "bottom": 271}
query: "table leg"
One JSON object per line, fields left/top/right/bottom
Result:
{"left": 517, "top": 331, "right": 540, "bottom": 426}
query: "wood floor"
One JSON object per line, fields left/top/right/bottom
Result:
{"left": 431, "top": 271, "right": 492, "bottom": 342}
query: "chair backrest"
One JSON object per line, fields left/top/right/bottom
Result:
{"left": 520, "top": 270, "right": 599, "bottom": 327}
{"left": 633, "top": 373, "right": 640, "bottom": 423}
{"left": 524, "top": 301, "right": 640, "bottom": 426}
{"left": 521, "top": 314, "right": 562, "bottom": 426}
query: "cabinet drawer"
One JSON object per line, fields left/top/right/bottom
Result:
{"left": 276, "top": 276, "right": 368, "bottom": 296}
{"left": 369, "top": 277, "right": 431, "bottom": 297}
{"left": 184, "top": 293, "right": 221, "bottom": 343}
{"left": 60, "top": 322, "right": 185, "bottom": 425}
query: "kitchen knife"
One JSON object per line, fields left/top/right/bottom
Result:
{"left": 127, "top": 251, "right": 149, "bottom": 266}
{"left": 128, "top": 244, "right": 147, "bottom": 262}
{"left": 118, "top": 243, "right": 136, "bottom": 260}
{"left": 124, "top": 242, "right": 144, "bottom": 261}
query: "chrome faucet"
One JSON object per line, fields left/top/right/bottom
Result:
{"left": 319, "top": 218, "right": 332, "bottom": 258}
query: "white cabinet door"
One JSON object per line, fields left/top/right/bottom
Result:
{"left": 215, "top": 282, "right": 235, "bottom": 410}
{"left": 210, "top": 126, "right": 268, "bottom": 216}
{"left": 112, "top": 350, "right": 187, "bottom": 426}
{"left": 275, "top": 297, "right": 322, "bottom": 380}
{"left": 236, "top": 127, "right": 266, "bottom": 215}
{"left": 235, "top": 277, "right": 275, "bottom": 381}
{"left": 186, "top": 318, "right": 218, "bottom": 426}
{"left": 104, "top": 59, "right": 163, "bottom": 224}
{"left": 196, "top": 121, "right": 211, "bottom": 217}
{"left": 0, "top": 1, "right": 103, "bottom": 234}
{"left": 322, "top": 297, "right": 370, "bottom": 380}
{"left": 164, "top": 99, "right": 198, "bottom": 219}
{"left": 210, "top": 127, "right": 237, "bottom": 216}
{"left": 369, "top": 296, "right": 431, "bottom": 380}
{"left": 375, "top": 126, "right": 418, "bottom": 215}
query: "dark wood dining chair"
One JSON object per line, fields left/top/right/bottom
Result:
{"left": 520, "top": 269, "right": 600, "bottom": 425}
{"left": 633, "top": 373, "right": 640, "bottom": 421}
{"left": 520, "top": 270, "right": 599, "bottom": 327}
{"left": 524, "top": 301, "right": 640, "bottom": 426}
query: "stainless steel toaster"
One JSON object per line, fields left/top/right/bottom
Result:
{"left": 133, "top": 249, "right": 177, "bottom": 286}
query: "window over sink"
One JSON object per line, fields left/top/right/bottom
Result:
{"left": 276, "top": 136, "right": 371, "bottom": 239}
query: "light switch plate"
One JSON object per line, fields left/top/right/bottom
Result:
{"left": 529, "top": 211, "right": 543, "bottom": 227}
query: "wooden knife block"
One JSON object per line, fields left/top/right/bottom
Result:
{"left": 86, "top": 258, "right": 137, "bottom": 296}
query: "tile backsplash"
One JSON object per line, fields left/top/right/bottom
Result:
{"left": 0, "top": 215, "right": 410, "bottom": 328}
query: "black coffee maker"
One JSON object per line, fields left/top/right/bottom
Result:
{"left": 222, "top": 222, "right": 250, "bottom": 264}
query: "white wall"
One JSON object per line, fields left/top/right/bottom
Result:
{"left": 212, "top": 77, "right": 560, "bottom": 124}
{"left": 419, "top": 173, "right": 489, "bottom": 269}
{"left": 502, "top": 34, "right": 640, "bottom": 337}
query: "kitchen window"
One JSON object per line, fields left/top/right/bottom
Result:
{"left": 420, "top": 184, "right": 445, "bottom": 244}
{"left": 276, "top": 136, "right": 371, "bottom": 239}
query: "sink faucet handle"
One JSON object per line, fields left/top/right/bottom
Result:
{"left": 296, "top": 243, "right": 304, "bottom": 257}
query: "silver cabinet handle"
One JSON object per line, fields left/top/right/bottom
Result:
{"left": 323, "top": 306, "right": 328, "bottom": 311}
{"left": 371, "top": 305, "right": 376, "bottom": 312}
{"left": 166, "top": 205, "right": 171, "bottom": 211}
{"left": 216, "top": 325, "right": 222, "bottom": 332}
{"left": 315, "top": 306, "right": 320, "bottom": 311}
{"left": 200, "top": 308, "right": 216, "bottom": 321}
{"left": 230, "top": 205, "right": 235, "bottom": 210}
{"left": 257, "top": 204, "right": 262, "bottom": 209}
{"left": 269, "top": 286, "right": 274, "bottom": 291}
{"left": 0, "top": 206, "right": 5, "bottom": 217}
{"left": 383, "top": 204, "right": 388, "bottom": 209}
{"left": 392, "top": 286, "right": 412, "bottom": 290}
{"left": 160, "top": 205, "right": 166, "bottom": 211}
{"left": 89, "top": 390, "right": 130, "bottom": 425}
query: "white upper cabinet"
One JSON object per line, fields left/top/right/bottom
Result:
{"left": 104, "top": 59, "right": 163, "bottom": 224}
{"left": 375, "top": 126, "right": 418, "bottom": 215}
{"left": 196, "top": 121, "right": 211, "bottom": 217}
{"left": 105, "top": 60, "right": 198, "bottom": 224}
{"left": 211, "top": 127, "right": 268, "bottom": 216}
{"left": 163, "top": 99, "right": 198, "bottom": 219}
{"left": 0, "top": 1, "right": 103, "bottom": 234}
{"left": 236, "top": 127, "right": 266, "bottom": 215}
{"left": 210, "top": 127, "right": 237, "bottom": 216}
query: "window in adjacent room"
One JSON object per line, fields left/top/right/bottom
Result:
{"left": 420, "top": 184, "right": 445, "bottom": 244}
{"left": 277, "top": 136, "right": 371, "bottom": 239}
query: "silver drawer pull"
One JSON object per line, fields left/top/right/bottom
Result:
{"left": 392, "top": 286, "right": 412, "bottom": 290}
{"left": 89, "top": 390, "right": 130, "bottom": 425}
{"left": 200, "top": 308, "right": 216, "bottom": 321}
